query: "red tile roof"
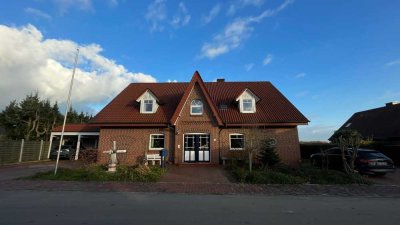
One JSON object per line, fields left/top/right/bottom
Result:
{"left": 90, "top": 71, "right": 309, "bottom": 126}
{"left": 52, "top": 124, "right": 100, "bottom": 132}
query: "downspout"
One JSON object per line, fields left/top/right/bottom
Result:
{"left": 218, "top": 123, "right": 226, "bottom": 165}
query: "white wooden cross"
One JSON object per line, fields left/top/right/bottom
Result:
{"left": 103, "top": 141, "right": 126, "bottom": 172}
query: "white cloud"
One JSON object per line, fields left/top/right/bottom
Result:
{"left": 108, "top": 0, "right": 119, "bottom": 7}
{"left": 295, "top": 72, "right": 306, "bottom": 78}
{"left": 386, "top": 59, "right": 400, "bottom": 66}
{"left": 202, "top": 4, "right": 221, "bottom": 25}
{"left": 24, "top": 8, "right": 52, "bottom": 20}
{"left": 167, "top": 79, "right": 178, "bottom": 83}
{"left": 200, "top": 0, "right": 294, "bottom": 59}
{"left": 227, "top": 0, "right": 265, "bottom": 16}
{"left": 53, "top": 0, "right": 93, "bottom": 14}
{"left": 145, "top": 0, "right": 167, "bottom": 32}
{"left": 262, "top": 54, "right": 273, "bottom": 65}
{"left": 244, "top": 63, "right": 254, "bottom": 71}
{"left": 0, "top": 24, "right": 156, "bottom": 112}
{"left": 171, "top": 2, "right": 191, "bottom": 28}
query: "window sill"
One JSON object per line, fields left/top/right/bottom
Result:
{"left": 149, "top": 148, "right": 164, "bottom": 150}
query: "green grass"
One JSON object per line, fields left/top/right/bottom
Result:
{"left": 231, "top": 164, "right": 371, "bottom": 185}
{"left": 30, "top": 164, "right": 166, "bottom": 182}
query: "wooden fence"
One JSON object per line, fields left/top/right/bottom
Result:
{"left": 0, "top": 139, "right": 50, "bottom": 165}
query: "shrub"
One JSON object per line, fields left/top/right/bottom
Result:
{"left": 30, "top": 164, "right": 166, "bottom": 182}
{"left": 256, "top": 139, "right": 280, "bottom": 168}
{"left": 79, "top": 149, "right": 98, "bottom": 165}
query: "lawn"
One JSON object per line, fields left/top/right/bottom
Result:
{"left": 29, "top": 164, "right": 166, "bottom": 182}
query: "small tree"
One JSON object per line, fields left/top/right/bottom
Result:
{"left": 257, "top": 138, "right": 280, "bottom": 169}
{"left": 244, "top": 126, "right": 264, "bottom": 173}
{"left": 332, "top": 129, "right": 362, "bottom": 174}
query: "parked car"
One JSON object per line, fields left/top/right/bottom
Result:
{"left": 310, "top": 147, "right": 396, "bottom": 176}
{"left": 49, "top": 145, "right": 76, "bottom": 160}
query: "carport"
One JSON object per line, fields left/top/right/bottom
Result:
{"left": 48, "top": 124, "right": 99, "bottom": 160}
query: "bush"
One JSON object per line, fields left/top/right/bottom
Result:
{"left": 256, "top": 139, "right": 280, "bottom": 168}
{"left": 79, "top": 149, "right": 98, "bottom": 165}
{"left": 30, "top": 164, "right": 166, "bottom": 182}
{"left": 229, "top": 164, "right": 370, "bottom": 185}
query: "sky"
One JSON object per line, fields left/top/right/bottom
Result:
{"left": 0, "top": 0, "right": 399, "bottom": 142}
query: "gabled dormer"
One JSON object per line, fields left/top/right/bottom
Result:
{"left": 235, "top": 88, "right": 260, "bottom": 113}
{"left": 136, "top": 89, "right": 159, "bottom": 114}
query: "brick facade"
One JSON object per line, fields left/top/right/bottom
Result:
{"left": 97, "top": 83, "right": 302, "bottom": 167}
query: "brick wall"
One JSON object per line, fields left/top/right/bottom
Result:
{"left": 97, "top": 128, "right": 174, "bottom": 165}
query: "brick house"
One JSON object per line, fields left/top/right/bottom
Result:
{"left": 51, "top": 71, "right": 308, "bottom": 166}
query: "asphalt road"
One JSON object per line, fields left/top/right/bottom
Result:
{"left": 1, "top": 190, "right": 399, "bottom": 225}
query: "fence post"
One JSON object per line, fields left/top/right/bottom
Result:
{"left": 38, "top": 140, "right": 44, "bottom": 161}
{"left": 19, "top": 139, "right": 25, "bottom": 163}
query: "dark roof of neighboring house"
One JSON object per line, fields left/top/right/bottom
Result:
{"left": 52, "top": 124, "right": 100, "bottom": 132}
{"left": 332, "top": 102, "right": 400, "bottom": 140}
{"left": 89, "top": 71, "right": 309, "bottom": 127}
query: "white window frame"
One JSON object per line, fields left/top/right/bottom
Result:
{"left": 143, "top": 99, "right": 154, "bottom": 113}
{"left": 190, "top": 99, "right": 203, "bottom": 115}
{"left": 242, "top": 99, "right": 255, "bottom": 113}
{"left": 149, "top": 134, "right": 165, "bottom": 150}
{"left": 229, "top": 133, "right": 245, "bottom": 150}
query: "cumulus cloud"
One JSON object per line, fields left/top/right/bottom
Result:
{"left": 24, "top": 8, "right": 52, "bottom": 20}
{"left": 200, "top": 0, "right": 294, "bottom": 59}
{"left": 0, "top": 24, "right": 156, "bottom": 112}
{"left": 171, "top": 2, "right": 191, "bottom": 28}
{"left": 262, "top": 54, "right": 273, "bottom": 65}
{"left": 202, "top": 4, "right": 221, "bottom": 25}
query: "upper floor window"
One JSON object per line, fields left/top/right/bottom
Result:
{"left": 144, "top": 100, "right": 154, "bottom": 113}
{"left": 191, "top": 99, "right": 203, "bottom": 115}
{"left": 242, "top": 99, "right": 254, "bottom": 112}
{"left": 136, "top": 89, "right": 159, "bottom": 114}
{"left": 236, "top": 89, "right": 259, "bottom": 114}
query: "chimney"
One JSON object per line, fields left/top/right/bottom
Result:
{"left": 217, "top": 78, "right": 225, "bottom": 82}
{"left": 386, "top": 101, "right": 399, "bottom": 107}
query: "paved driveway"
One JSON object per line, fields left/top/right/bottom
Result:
{"left": 366, "top": 168, "right": 400, "bottom": 186}
{"left": 160, "top": 165, "right": 232, "bottom": 184}
{"left": 0, "top": 161, "right": 82, "bottom": 181}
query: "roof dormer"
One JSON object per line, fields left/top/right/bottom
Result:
{"left": 235, "top": 88, "right": 260, "bottom": 113}
{"left": 136, "top": 89, "right": 159, "bottom": 114}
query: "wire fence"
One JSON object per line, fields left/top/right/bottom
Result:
{"left": 0, "top": 139, "right": 50, "bottom": 165}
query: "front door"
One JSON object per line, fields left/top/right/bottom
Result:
{"left": 184, "top": 134, "right": 210, "bottom": 162}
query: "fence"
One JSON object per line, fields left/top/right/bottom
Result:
{"left": 0, "top": 139, "right": 50, "bottom": 165}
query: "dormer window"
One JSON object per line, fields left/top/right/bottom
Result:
{"left": 191, "top": 99, "right": 203, "bottom": 115}
{"left": 136, "top": 89, "right": 159, "bottom": 114}
{"left": 242, "top": 99, "right": 253, "bottom": 112}
{"left": 236, "top": 88, "right": 260, "bottom": 114}
{"left": 144, "top": 100, "right": 154, "bottom": 113}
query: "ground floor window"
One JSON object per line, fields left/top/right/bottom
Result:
{"left": 149, "top": 134, "right": 165, "bottom": 150}
{"left": 230, "top": 134, "right": 245, "bottom": 150}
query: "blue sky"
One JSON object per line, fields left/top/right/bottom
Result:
{"left": 0, "top": 0, "right": 399, "bottom": 141}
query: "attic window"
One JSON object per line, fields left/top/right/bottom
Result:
{"left": 144, "top": 100, "right": 154, "bottom": 113}
{"left": 191, "top": 99, "right": 203, "bottom": 115}
{"left": 136, "top": 90, "right": 159, "bottom": 114}
{"left": 236, "top": 89, "right": 259, "bottom": 114}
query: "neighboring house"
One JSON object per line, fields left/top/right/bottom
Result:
{"left": 51, "top": 71, "right": 308, "bottom": 166}
{"left": 331, "top": 102, "right": 400, "bottom": 143}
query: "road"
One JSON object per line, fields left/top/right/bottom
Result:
{"left": 1, "top": 190, "right": 399, "bottom": 225}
